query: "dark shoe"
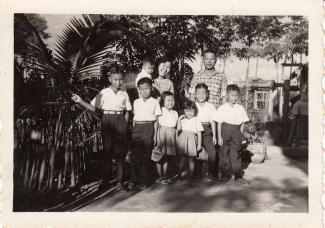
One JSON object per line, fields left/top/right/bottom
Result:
{"left": 127, "top": 182, "right": 137, "bottom": 190}
{"left": 117, "top": 183, "right": 128, "bottom": 192}
{"left": 235, "top": 178, "right": 250, "bottom": 185}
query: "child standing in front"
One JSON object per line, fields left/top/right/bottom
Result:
{"left": 194, "top": 83, "right": 219, "bottom": 180}
{"left": 155, "top": 91, "right": 178, "bottom": 184}
{"left": 129, "top": 77, "right": 162, "bottom": 190}
{"left": 71, "top": 64, "right": 131, "bottom": 192}
{"left": 215, "top": 84, "right": 250, "bottom": 184}
{"left": 177, "top": 100, "right": 204, "bottom": 180}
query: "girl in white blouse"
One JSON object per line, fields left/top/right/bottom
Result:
{"left": 155, "top": 91, "right": 178, "bottom": 184}
{"left": 177, "top": 100, "right": 204, "bottom": 180}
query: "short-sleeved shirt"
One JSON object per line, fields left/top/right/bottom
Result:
{"left": 158, "top": 108, "right": 178, "bottom": 128}
{"left": 135, "top": 69, "right": 152, "bottom": 86}
{"left": 181, "top": 117, "right": 204, "bottom": 133}
{"left": 214, "top": 103, "right": 249, "bottom": 125}
{"left": 196, "top": 101, "right": 217, "bottom": 123}
{"left": 292, "top": 100, "right": 308, "bottom": 116}
{"left": 154, "top": 77, "right": 174, "bottom": 95}
{"left": 90, "top": 87, "right": 132, "bottom": 111}
{"left": 133, "top": 97, "right": 162, "bottom": 121}
{"left": 189, "top": 69, "right": 227, "bottom": 109}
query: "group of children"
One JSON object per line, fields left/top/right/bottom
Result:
{"left": 71, "top": 55, "right": 250, "bottom": 192}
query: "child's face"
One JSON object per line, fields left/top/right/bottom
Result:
{"left": 164, "top": 95, "right": 175, "bottom": 109}
{"left": 143, "top": 62, "right": 154, "bottom": 74}
{"left": 195, "top": 88, "right": 208, "bottom": 103}
{"left": 164, "top": 61, "right": 171, "bottom": 74}
{"left": 109, "top": 73, "right": 124, "bottom": 89}
{"left": 203, "top": 53, "right": 216, "bottom": 70}
{"left": 138, "top": 83, "right": 152, "bottom": 99}
{"left": 184, "top": 108, "right": 195, "bottom": 119}
{"left": 227, "top": 90, "right": 239, "bottom": 104}
{"left": 158, "top": 63, "right": 167, "bottom": 77}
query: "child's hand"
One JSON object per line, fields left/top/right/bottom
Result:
{"left": 71, "top": 94, "right": 82, "bottom": 103}
{"left": 197, "top": 144, "right": 202, "bottom": 152}
{"left": 218, "top": 137, "right": 223, "bottom": 146}
{"left": 179, "top": 115, "right": 186, "bottom": 120}
{"left": 212, "top": 136, "right": 217, "bottom": 145}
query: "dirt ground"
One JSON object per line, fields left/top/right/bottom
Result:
{"left": 79, "top": 145, "right": 308, "bottom": 212}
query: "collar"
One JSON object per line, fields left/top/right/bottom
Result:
{"left": 196, "top": 101, "right": 207, "bottom": 107}
{"left": 108, "top": 86, "right": 123, "bottom": 94}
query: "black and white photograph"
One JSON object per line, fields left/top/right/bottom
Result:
{"left": 12, "top": 13, "right": 310, "bottom": 213}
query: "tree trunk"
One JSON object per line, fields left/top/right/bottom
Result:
{"left": 255, "top": 57, "right": 259, "bottom": 79}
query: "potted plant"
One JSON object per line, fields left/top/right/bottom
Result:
{"left": 243, "top": 109, "right": 267, "bottom": 164}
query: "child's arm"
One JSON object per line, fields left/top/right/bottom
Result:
{"left": 210, "top": 121, "right": 217, "bottom": 145}
{"left": 177, "top": 115, "right": 185, "bottom": 132}
{"left": 197, "top": 131, "right": 202, "bottom": 151}
{"left": 217, "top": 122, "right": 223, "bottom": 146}
{"left": 240, "top": 122, "right": 245, "bottom": 133}
{"left": 153, "top": 117, "right": 159, "bottom": 146}
{"left": 124, "top": 111, "right": 130, "bottom": 123}
{"left": 71, "top": 94, "right": 96, "bottom": 112}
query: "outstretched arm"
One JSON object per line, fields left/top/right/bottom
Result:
{"left": 71, "top": 94, "right": 96, "bottom": 112}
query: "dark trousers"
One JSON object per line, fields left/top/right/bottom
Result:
{"left": 220, "top": 123, "right": 244, "bottom": 179}
{"left": 195, "top": 124, "right": 219, "bottom": 177}
{"left": 101, "top": 114, "right": 128, "bottom": 184}
{"left": 131, "top": 122, "right": 155, "bottom": 186}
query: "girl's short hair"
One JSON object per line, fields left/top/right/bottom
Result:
{"left": 195, "top": 83, "right": 209, "bottom": 92}
{"left": 183, "top": 100, "right": 198, "bottom": 116}
{"left": 160, "top": 91, "right": 174, "bottom": 107}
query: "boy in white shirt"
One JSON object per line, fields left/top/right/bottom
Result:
{"left": 71, "top": 64, "right": 132, "bottom": 192}
{"left": 130, "top": 77, "right": 162, "bottom": 190}
{"left": 215, "top": 84, "right": 250, "bottom": 184}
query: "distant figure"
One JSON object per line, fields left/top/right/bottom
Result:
{"left": 135, "top": 56, "right": 155, "bottom": 98}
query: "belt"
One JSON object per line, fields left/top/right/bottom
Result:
{"left": 103, "top": 110, "right": 124, "bottom": 115}
{"left": 201, "top": 122, "right": 210, "bottom": 125}
{"left": 135, "top": 121, "right": 155, "bottom": 124}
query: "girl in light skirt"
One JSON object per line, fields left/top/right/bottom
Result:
{"left": 154, "top": 91, "right": 178, "bottom": 184}
{"left": 177, "top": 100, "right": 204, "bottom": 180}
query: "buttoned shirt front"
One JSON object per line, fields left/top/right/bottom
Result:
{"left": 214, "top": 103, "right": 249, "bottom": 125}
{"left": 135, "top": 69, "right": 152, "bottom": 86}
{"left": 90, "top": 87, "right": 132, "bottom": 111}
{"left": 181, "top": 117, "right": 204, "bottom": 133}
{"left": 189, "top": 69, "right": 227, "bottom": 109}
{"left": 133, "top": 97, "right": 162, "bottom": 121}
{"left": 158, "top": 108, "right": 178, "bottom": 128}
{"left": 196, "top": 101, "right": 217, "bottom": 123}
{"left": 154, "top": 77, "right": 174, "bottom": 95}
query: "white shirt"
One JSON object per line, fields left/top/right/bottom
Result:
{"left": 135, "top": 69, "right": 152, "bottom": 86}
{"left": 196, "top": 101, "right": 217, "bottom": 123}
{"left": 90, "top": 87, "right": 132, "bottom": 111}
{"left": 158, "top": 108, "right": 178, "bottom": 128}
{"left": 133, "top": 97, "right": 162, "bottom": 121}
{"left": 181, "top": 117, "right": 204, "bottom": 133}
{"left": 214, "top": 103, "right": 249, "bottom": 125}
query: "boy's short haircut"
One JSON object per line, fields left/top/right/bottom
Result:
{"left": 137, "top": 77, "right": 153, "bottom": 87}
{"left": 195, "top": 83, "right": 209, "bottom": 92}
{"left": 183, "top": 100, "right": 198, "bottom": 116}
{"left": 203, "top": 49, "right": 216, "bottom": 57}
{"left": 142, "top": 56, "right": 155, "bottom": 66}
{"left": 160, "top": 91, "right": 174, "bottom": 107}
{"left": 226, "top": 84, "right": 240, "bottom": 93}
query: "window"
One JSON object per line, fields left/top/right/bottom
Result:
{"left": 254, "top": 91, "right": 269, "bottom": 110}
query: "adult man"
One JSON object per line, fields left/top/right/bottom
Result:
{"left": 187, "top": 49, "right": 227, "bottom": 109}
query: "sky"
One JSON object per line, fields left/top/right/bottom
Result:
{"left": 41, "top": 14, "right": 307, "bottom": 83}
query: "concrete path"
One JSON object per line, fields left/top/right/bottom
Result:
{"left": 79, "top": 146, "right": 308, "bottom": 212}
